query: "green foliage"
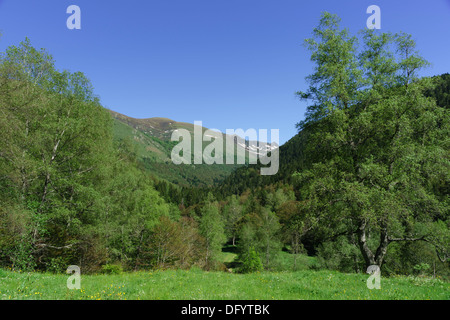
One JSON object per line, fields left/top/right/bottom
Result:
{"left": 111, "top": 115, "right": 241, "bottom": 188}
{"left": 46, "top": 257, "right": 70, "bottom": 274}
{"left": 293, "top": 13, "right": 449, "bottom": 270}
{"left": 239, "top": 247, "right": 263, "bottom": 273}
{"left": 222, "top": 195, "right": 243, "bottom": 245}
{"left": 101, "top": 264, "right": 123, "bottom": 275}
{"left": 237, "top": 206, "right": 282, "bottom": 270}
{"left": 0, "top": 15, "right": 449, "bottom": 281}
{"left": 199, "top": 196, "right": 227, "bottom": 269}
{"left": 316, "top": 237, "right": 364, "bottom": 273}
{"left": 0, "top": 38, "right": 182, "bottom": 273}
{"left": 216, "top": 14, "right": 449, "bottom": 278}
{"left": 140, "top": 216, "right": 206, "bottom": 270}
{"left": 0, "top": 38, "right": 117, "bottom": 271}
{"left": 413, "top": 263, "right": 430, "bottom": 276}
{"left": 425, "top": 73, "right": 450, "bottom": 109}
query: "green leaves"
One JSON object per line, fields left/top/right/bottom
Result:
{"left": 298, "top": 13, "right": 360, "bottom": 131}
{"left": 199, "top": 198, "right": 226, "bottom": 268}
{"left": 0, "top": 38, "right": 181, "bottom": 272}
{"left": 240, "top": 246, "right": 263, "bottom": 273}
{"left": 294, "top": 13, "right": 449, "bottom": 268}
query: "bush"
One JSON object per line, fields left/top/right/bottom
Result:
{"left": 101, "top": 264, "right": 123, "bottom": 275}
{"left": 47, "top": 257, "right": 69, "bottom": 274}
{"left": 239, "top": 247, "right": 263, "bottom": 273}
{"left": 413, "top": 263, "right": 431, "bottom": 276}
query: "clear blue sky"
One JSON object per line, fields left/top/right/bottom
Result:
{"left": 0, "top": 0, "right": 449, "bottom": 144}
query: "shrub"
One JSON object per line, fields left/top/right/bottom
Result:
{"left": 413, "top": 263, "right": 431, "bottom": 276}
{"left": 47, "top": 257, "right": 69, "bottom": 274}
{"left": 101, "top": 264, "right": 123, "bottom": 275}
{"left": 239, "top": 247, "right": 263, "bottom": 273}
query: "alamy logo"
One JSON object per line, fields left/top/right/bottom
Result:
{"left": 366, "top": 5, "right": 381, "bottom": 29}
{"left": 67, "top": 5, "right": 81, "bottom": 30}
{"left": 366, "top": 265, "right": 381, "bottom": 289}
{"left": 66, "top": 265, "right": 81, "bottom": 290}
{"left": 170, "top": 121, "right": 279, "bottom": 175}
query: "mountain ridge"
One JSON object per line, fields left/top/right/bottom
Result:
{"left": 108, "top": 109, "right": 278, "bottom": 187}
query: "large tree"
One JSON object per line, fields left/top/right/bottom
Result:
{"left": 295, "top": 13, "right": 449, "bottom": 269}
{"left": 0, "top": 38, "right": 115, "bottom": 270}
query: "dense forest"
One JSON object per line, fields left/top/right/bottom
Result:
{"left": 0, "top": 13, "right": 448, "bottom": 279}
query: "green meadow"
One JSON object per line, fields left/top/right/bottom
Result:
{"left": 0, "top": 267, "right": 448, "bottom": 300}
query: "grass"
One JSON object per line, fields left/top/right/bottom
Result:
{"left": 0, "top": 267, "right": 448, "bottom": 300}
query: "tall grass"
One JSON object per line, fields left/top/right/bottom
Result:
{"left": 0, "top": 267, "right": 448, "bottom": 300}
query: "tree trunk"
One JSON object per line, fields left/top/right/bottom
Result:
{"left": 357, "top": 219, "right": 391, "bottom": 270}
{"left": 357, "top": 219, "right": 376, "bottom": 268}
{"left": 374, "top": 223, "right": 390, "bottom": 267}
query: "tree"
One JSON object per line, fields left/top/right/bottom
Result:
{"left": 295, "top": 13, "right": 449, "bottom": 270}
{"left": 238, "top": 207, "right": 281, "bottom": 269}
{"left": 255, "top": 207, "right": 282, "bottom": 268}
{"left": 0, "top": 39, "right": 177, "bottom": 272}
{"left": 240, "top": 246, "right": 263, "bottom": 273}
{"left": 199, "top": 195, "right": 226, "bottom": 269}
{"left": 0, "top": 38, "right": 115, "bottom": 270}
{"left": 265, "top": 187, "right": 295, "bottom": 212}
{"left": 278, "top": 200, "right": 317, "bottom": 270}
{"left": 223, "top": 195, "right": 243, "bottom": 246}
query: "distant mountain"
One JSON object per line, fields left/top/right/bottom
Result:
{"left": 109, "top": 110, "right": 203, "bottom": 141}
{"left": 107, "top": 110, "right": 278, "bottom": 187}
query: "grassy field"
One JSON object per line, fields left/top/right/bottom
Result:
{"left": 0, "top": 267, "right": 448, "bottom": 300}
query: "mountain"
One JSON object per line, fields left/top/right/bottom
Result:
{"left": 109, "top": 110, "right": 203, "bottom": 141}
{"left": 108, "top": 110, "right": 278, "bottom": 187}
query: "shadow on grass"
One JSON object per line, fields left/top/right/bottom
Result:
{"left": 222, "top": 244, "right": 238, "bottom": 254}
{"left": 222, "top": 245, "right": 241, "bottom": 270}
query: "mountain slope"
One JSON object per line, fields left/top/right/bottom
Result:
{"left": 108, "top": 110, "right": 278, "bottom": 187}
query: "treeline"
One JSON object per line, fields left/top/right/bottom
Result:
{"left": 216, "top": 133, "right": 306, "bottom": 197}
{"left": 158, "top": 183, "right": 314, "bottom": 273}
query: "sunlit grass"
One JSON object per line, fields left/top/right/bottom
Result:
{"left": 0, "top": 267, "right": 448, "bottom": 300}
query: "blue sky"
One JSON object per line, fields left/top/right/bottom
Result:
{"left": 0, "top": 0, "right": 449, "bottom": 144}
